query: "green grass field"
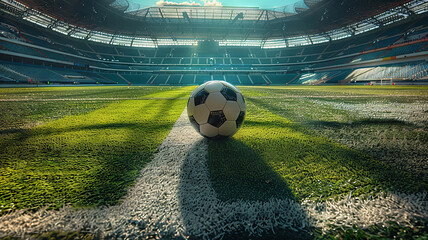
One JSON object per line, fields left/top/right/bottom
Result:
{"left": 0, "top": 86, "right": 192, "bottom": 211}
{"left": 0, "top": 85, "right": 427, "bottom": 239}
{"left": 208, "top": 86, "right": 427, "bottom": 203}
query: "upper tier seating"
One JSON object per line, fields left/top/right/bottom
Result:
{"left": 0, "top": 13, "right": 427, "bottom": 85}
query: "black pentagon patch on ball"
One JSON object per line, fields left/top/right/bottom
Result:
{"left": 194, "top": 89, "right": 209, "bottom": 106}
{"left": 189, "top": 115, "right": 200, "bottom": 132}
{"left": 208, "top": 110, "right": 227, "bottom": 128}
{"left": 220, "top": 86, "right": 237, "bottom": 101}
{"left": 236, "top": 111, "right": 245, "bottom": 128}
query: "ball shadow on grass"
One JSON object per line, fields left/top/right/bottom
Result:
{"left": 207, "top": 138, "right": 295, "bottom": 202}
{"left": 178, "top": 139, "right": 312, "bottom": 240}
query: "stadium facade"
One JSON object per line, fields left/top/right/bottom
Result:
{"left": 0, "top": 0, "right": 427, "bottom": 85}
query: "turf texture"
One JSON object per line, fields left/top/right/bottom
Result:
{"left": 0, "top": 86, "right": 192, "bottom": 212}
{"left": 208, "top": 86, "right": 427, "bottom": 202}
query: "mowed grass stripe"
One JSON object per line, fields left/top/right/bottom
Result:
{"left": 208, "top": 97, "right": 426, "bottom": 203}
{"left": 0, "top": 86, "right": 179, "bottom": 100}
{"left": 0, "top": 86, "right": 193, "bottom": 212}
{"left": 240, "top": 85, "right": 428, "bottom": 97}
{"left": 0, "top": 86, "right": 182, "bottom": 132}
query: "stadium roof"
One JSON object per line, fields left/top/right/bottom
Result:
{"left": 1, "top": 0, "right": 427, "bottom": 48}
{"left": 120, "top": 0, "right": 311, "bottom": 12}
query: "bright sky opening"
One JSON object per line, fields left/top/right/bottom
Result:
{"left": 128, "top": 0, "right": 303, "bottom": 9}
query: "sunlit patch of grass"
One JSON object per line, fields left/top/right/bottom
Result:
{"left": 0, "top": 86, "right": 193, "bottom": 213}
{"left": 240, "top": 85, "right": 428, "bottom": 97}
{"left": 241, "top": 86, "right": 428, "bottom": 184}
{"left": 208, "top": 98, "right": 426, "bottom": 203}
{"left": 0, "top": 101, "right": 112, "bottom": 133}
{"left": 0, "top": 86, "right": 179, "bottom": 130}
{"left": 0, "top": 86, "right": 178, "bottom": 100}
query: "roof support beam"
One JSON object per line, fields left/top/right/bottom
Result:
{"left": 255, "top": 10, "right": 264, "bottom": 25}
{"left": 84, "top": 30, "right": 91, "bottom": 40}
{"left": 182, "top": 11, "right": 191, "bottom": 23}
{"left": 346, "top": 26, "right": 356, "bottom": 36}
{"left": 47, "top": 18, "right": 60, "bottom": 29}
{"left": 143, "top": 8, "right": 149, "bottom": 19}
{"left": 158, "top": 8, "right": 166, "bottom": 22}
{"left": 321, "top": 32, "right": 332, "bottom": 41}
{"left": 231, "top": 12, "right": 244, "bottom": 25}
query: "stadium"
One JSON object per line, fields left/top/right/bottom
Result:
{"left": 0, "top": 0, "right": 427, "bottom": 238}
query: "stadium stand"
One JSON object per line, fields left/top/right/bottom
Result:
{"left": 0, "top": 1, "right": 427, "bottom": 86}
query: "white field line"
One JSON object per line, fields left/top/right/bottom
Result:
{"left": 305, "top": 192, "right": 427, "bottom": 231}
{"left": 0, "top": 109, "right": 426, "bottom": 238}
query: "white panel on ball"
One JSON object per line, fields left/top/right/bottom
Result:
{"left": 200, "top": 123, "right": 219, "bottom": 137}
{"left": 205, "top": 92, "right": 227, "bottom": 111}
{"left": 204, "top": 81, "right": 224, "bottom": 93}
{"left": 193, "top": 104, "right": 210, "bottom": 124}
{"left": 219, "top": 121, "right": 238, "bottom": 136}
{"left": 223, "top": 101, "right": 241, "bottom": 121}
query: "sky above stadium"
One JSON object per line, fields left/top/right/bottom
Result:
{"left": 128, "top": 0, "right": 303, "bottom": 10}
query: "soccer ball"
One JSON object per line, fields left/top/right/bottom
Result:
{"left": 187, "top": 81, "right": 246, "bottom": 139}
